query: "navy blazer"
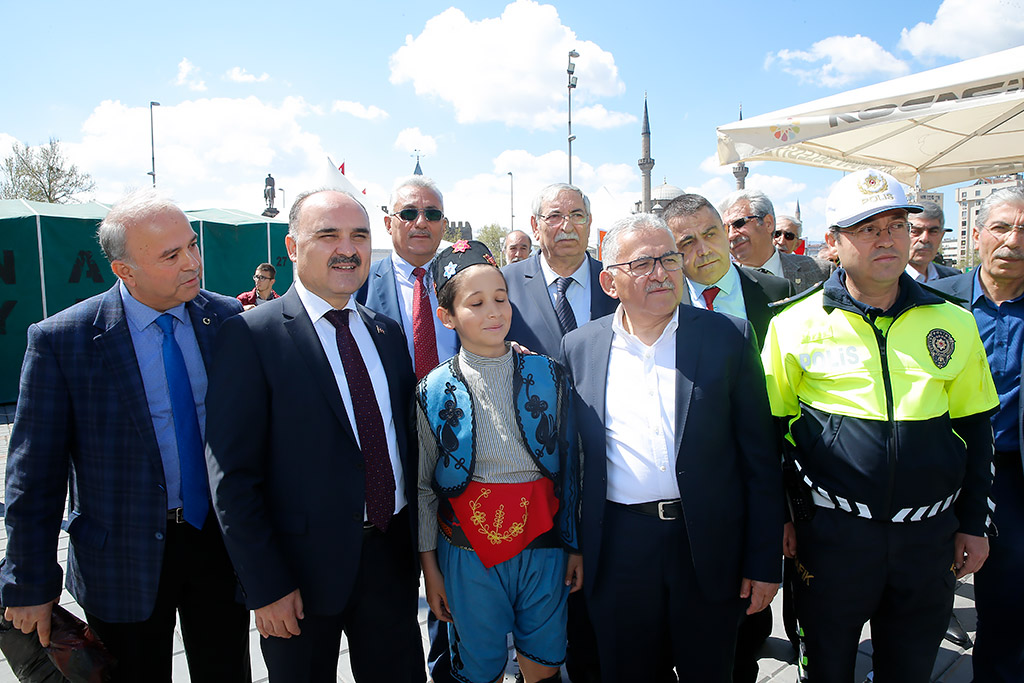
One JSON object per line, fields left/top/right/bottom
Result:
{"left": 356, "top": 257, "right": 403, "bottom": 325}
{"left": 0, "top": 284, "right": 242, "bottom": 621}
{"left": 205, "top": 287, "right": 418, "bottom": 614}
{"left": 560, "top": 306, "right": 784, "bottom": 601}
{"left": 931, "top": 272, "right": 1024, "bottom": 466}
{"left": 504, "top": 252, "right": 617, "bottom": 357}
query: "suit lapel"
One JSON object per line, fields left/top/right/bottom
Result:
{"left": 737, "top": 267, "right": 771, "bottom": 346}
{"left": 281, "top": 289, "right": 359, "bottom": 445}
{"left": 374, "top": 257, "right": 402, "bottom": 322}
{"left": 186, "top": 293, "right": 217, "bottom": 367}
{"left": 523, "top": 255, "right": 564, "bottom": 343}
{"left": 673, "top": 306, "right": 700, "bottom": 457}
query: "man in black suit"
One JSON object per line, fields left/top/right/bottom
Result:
{"left": 205, "top": 189, "right": 425, "bottom": 683}
{"left": 504, "top": 183, "right": 617, "bottom": 357}
{"left": 718, "top": 189, "right": 829, "bottom": 294}
{"left": 663, "top": 193, "right": 791, "bottom": 347}
{"left": 561, "top": 214, "right": 783, "bottom": 682}
{"left": 906, "top": 200, "right": 960, "bottom": 283}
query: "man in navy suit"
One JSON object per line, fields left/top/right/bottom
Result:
{"left": 356, "top": 175, "right": 456, "bottom": 381}
{"left": 906, "top": 201, "right": 960, "bottom": 283}
{"left": 560, "top": 214, "right": 783, "bottom": 682}
{"left": 932, "top": 187, "right": 1024, "bottom": 682}
{"left": 1, "top": 190, "right": 250, "bottom": 682}
{"left": 205, "top": 189, "right": 425, "bottom": 683}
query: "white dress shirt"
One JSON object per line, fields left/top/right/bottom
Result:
{"left": 391, "top": 252, "right": 458, "bottom": 364}
{"left": 757, "top": 249, "right": 784, "bottom": 278}
{"left": 293, "top": 278, "right": 407, "bottom": 515}
{"left": 604, "top": 306, "right": 680, "bottom": 504}
{"left": 539, "top": 255, "right": 593, "bottom": 327}
{"left": 686, "top": 264, "right": 747, "bottom": 321}
{"left": 905, "top": 262, "right": 939, "bottom": 283}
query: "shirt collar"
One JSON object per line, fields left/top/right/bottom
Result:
{"left": 686, "top": 263, "right": 740, "bottom": 301}
{"left": 760, "top": 249, "right": 783, "bottom": 277}
{"left": 611, "top": 304, "right": 679, "bottom": 349}
{"left": 391, "top": 251, "right": 435, "bottom": 283}
{"left": 972, "top": 269, "right": 1024, "bottom": 307}
{"left": 539, "top": 254, "right": 590, "bottom": 289}
{"left": 293, "top": 276, "right": 358, "bottom": 324}
{"left": 120, "top": 279, "right": 188, "bottom": 332}
{"left": 905, "top": 262, "right": 937, "bottom": 283}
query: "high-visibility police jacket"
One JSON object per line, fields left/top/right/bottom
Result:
{"left": 762, "top": 271, "right": 999, "bottom": 536}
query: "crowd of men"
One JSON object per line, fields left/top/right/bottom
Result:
{"left": 1, "top": 169, "right": 1022, "bottom": 683}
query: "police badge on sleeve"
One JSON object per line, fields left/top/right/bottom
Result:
{"left": 926, "top": 329, "right": 955, "bottom": 368}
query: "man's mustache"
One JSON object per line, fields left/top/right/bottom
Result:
{"left": 328, "top": 254, "right": 362, "bottom": 267}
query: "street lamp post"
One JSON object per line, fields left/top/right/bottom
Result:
{"left": 508, "top": 171, "right": 514, "bottom": 232}
{"left": 278, "top": 188, "right": 286, "bottom": 214}
{"left": 567, "top": 50, "right": 578, "bottom": 185}
{"left": 147, "top": 101, "right": 160, "bottom": 187}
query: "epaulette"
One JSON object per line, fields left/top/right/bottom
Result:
{"left": 769, "top": 279, "right": 825, "bottom": 310}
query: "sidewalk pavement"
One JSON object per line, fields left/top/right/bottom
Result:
{"left": 0, "top": 403, "right": 980, "bottom": 682}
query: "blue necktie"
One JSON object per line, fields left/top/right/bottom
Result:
{"left": 156, "top": 313, "right": 208, "bottom": 529}
{"left": 555, "top": 277, "right": 577, "bottom": 334}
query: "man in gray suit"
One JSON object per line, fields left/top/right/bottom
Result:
{"left": 906, "top": 200, "right": 959, "bottom": 283}
{"left": 719, "top": 189, "right": 829, "bottom": 294}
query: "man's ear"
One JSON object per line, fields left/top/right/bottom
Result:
{"left": 286, "top": 234, "right": 298, "bottom": 263}
{"left": 599, "top": 269, "right": 619, "bottom": 299}
{"left": 111, "top": 260, "right": 134, "bottom": 287}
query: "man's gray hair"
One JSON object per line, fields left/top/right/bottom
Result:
{"left": 978, "top": 187, "right": 1024, "bottom": 227}
{"left": 717, "top": 189, "right": 775, "bottom": 221}
{"left": 776, "top": 215, "right": 803, "bottom": 235}
{"left": 661, "top": 193, "right": 721, "bottom": 224}
{"left": 97, "top": 189, "right": 185, "bottom": 265}
{"left": 388, "top": 175, "right": 444, "bottom": 212}
{"left": 602, "top": 214, "right": 674, "bottom": 267}
{"left": 531, "top": 183, "right": 591, "bottom": 219}
{"left": 505, "top": 229, "right": 531, "bottom": 243}
{"left": 288, "top": 188, "right": 370, "bottom": 236}
{"left": 914, "top": 200, "right": 945, "bottom": 228}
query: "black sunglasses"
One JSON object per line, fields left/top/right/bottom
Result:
{"left": 773, "top": 230, "right": 797, "bottom": 241}
{"left": 393, "top": 208, "right": 444, "bottom": 222}
{"left": 727, "top": 215, "right": 763, "bottom": 230}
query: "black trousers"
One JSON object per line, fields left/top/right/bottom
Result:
{"left": 793, "top": 508, "right": 956, "bottom": 683}
{"left": 587, "top": 502, "right": 743, "bottom": 683}
{"left": 85, "top": 514, "right": 251, "bottom": 683}
{"left": 259, "top": 509, "right": 425, "bottom": 683}
{"left": 973, "top": 454, "right": 1024, "bottom": 682}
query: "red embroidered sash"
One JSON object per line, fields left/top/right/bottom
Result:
{"left": 447, "top": 478, "right": 559, "bottom": 568}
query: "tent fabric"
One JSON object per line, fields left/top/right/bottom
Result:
{"left": 717, "top": 46, "right": 1024, "bottom": 189}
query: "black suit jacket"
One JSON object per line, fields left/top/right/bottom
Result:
{"left": 560, "top": 306, "right": 783, "bottom": 601}
{"left": 931, "top": 272, "right": 1024, "bottom": 465}
{"left": 205, "top": 286, "right": 418, "bottom": 615}
{"left": 736, "top": 266, "right": 792, "bottom": 346}
{"left": 503, "top": 252, "right": 617, "bottom": 357}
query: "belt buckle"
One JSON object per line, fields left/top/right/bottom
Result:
{"left": 657, "top": 501, "right": 675, "bottom": 521}
{"left": 172, "top": 508, "right": 184, "bottom": 524}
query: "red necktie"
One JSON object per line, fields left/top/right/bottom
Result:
{"left": 413, "top": 267, "right": 439, "bottom": 381}
{"left": 701, "top": 286, "right": 720, "bottom": 311}
{"left": 323, "top": 309, "right": 396, "bottom": 531}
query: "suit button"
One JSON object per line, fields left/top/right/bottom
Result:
{"left": 155, "top": 532, "right": 164, "bottom": 541}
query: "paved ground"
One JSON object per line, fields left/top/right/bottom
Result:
{"left": 0, "top": 402, "right": 981, "bottom": 682}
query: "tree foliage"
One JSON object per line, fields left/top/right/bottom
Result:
{"left": 0, "top": 138, "right": 95, "bottom": 203}
{"left": 475, "top": 223, "right": 507, "bottom": 264}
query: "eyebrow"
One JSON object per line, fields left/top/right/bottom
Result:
{"left": 159, "top": 236, "right": 196, "bottom": 260}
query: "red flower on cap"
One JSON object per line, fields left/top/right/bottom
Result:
{"left": 483, "top": 253, "right": 497, "bottom": 266}
{"left": 452, "top": 239, "right": 471, "bottom": 253}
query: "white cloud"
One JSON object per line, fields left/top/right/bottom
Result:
{"left": 393, "top": 127, "right": 437, "bottom": 156}
{"left": 899, "top": 0, "right": 1024, "bottom": 60}
{"left": 226, "top": 67, "right": 269, "bottom": 83}
{"left": 766, "top": 35, "right": 910, "bottom": 87}
{"left": 574, "top": 105, "right": 637, "bottom": 130}
{"left": 389, "top": 0, "right": 633, "bottom": 131}
{"left": 175, "top": 58, "right": 207, "bottom": 91}
{"left": 332, "top": 100, "right": 390, "bottom": 121}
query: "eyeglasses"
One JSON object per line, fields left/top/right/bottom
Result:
{"left": 392, "top": 208, "right": 445, "bottom": 222}
{"left": 837, "top": 221, "right": 910, "bottom": 242}
{"left": 773, "top": 230, "right": 797, "bottom": 241}
{"left": 253, "top": 274, "right": 272, "bottom": 281}
{"left": 606, "top": 252, "right": 684, "bottom": 277}
{"left": 982, "top": 223, "right": 1024, "bottom": 237}
{"left": 909, "top": 226, "right": 946, "bottom": 237}
{"left": 727, "top": 215, "right": 762, "bottom": 230}
{"left": 539, "top": 211, "right": 588, "bottom": 228}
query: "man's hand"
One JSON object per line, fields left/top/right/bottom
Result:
{"left": 783, "top": 521, "right": 798, "bottom": 559}
{"left": 5, "top": 602, "right": 55, "bottom": 647}
{"left": 565, "top": 553, "right": 584, "bottom": 593}
{"left": 740, "top": 579, "right": 779, "bottom": 615}
{"left": 953, "top": 532, "right": 989, "bottom": 578}
{"left": 254, "top": 589, "right": 304, "bottom": 639}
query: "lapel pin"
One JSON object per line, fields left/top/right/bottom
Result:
{"left": 376, "top": 324, "right": 385, "bottom": 335}
{"left": 202, "top": 317, "right": 212, "bottom": 325}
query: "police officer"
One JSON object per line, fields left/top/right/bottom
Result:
{"left": 761, "top": 169, "right": 999, "bottom": 683}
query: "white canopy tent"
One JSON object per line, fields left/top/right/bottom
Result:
{"left": 717, "top": 46, "right": 1024, "bottom": 190}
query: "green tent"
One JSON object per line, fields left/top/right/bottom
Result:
{"left": 0, "top": 200, "right": 289, "bottom": 403}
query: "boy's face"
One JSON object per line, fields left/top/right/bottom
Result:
{"left": 437, "top": 265, "right": 511, "bottom": 357}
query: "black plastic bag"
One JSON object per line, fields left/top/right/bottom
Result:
{"left": 0, "top": 604, "right": 115, "bottom": 683}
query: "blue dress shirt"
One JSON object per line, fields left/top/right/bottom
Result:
{"left": 971, "top": 271, "right": 1024, "bottom": 452}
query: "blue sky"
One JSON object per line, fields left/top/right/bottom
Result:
{"left": 4, "top": 0, "right": 1023, "bottom": 246}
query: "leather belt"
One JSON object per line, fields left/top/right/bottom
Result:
{"left": 612, "top": 499, "right": 683, "bottom": 521}
{"left": 166, "top": 508, "right": 185, "bottom": 524}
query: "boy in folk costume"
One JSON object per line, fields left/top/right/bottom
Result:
{"left": 417, "top": 240, "right": 582, "bottom": 683}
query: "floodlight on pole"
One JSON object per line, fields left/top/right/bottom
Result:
{"left": 567, "top": 50, "right": 578, "bottom": 185}
{"left": 148, "top": 101, "right": 160, "bottom": 187}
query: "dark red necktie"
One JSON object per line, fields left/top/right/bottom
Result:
{"left": 323, "top": 309, "right": 396, "bottom": 531}
{"left": 412, "top": 267, "right": 439, "bottom": 381}
{"left": 701, "top": 286, "right": 720, "bottom": 311}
